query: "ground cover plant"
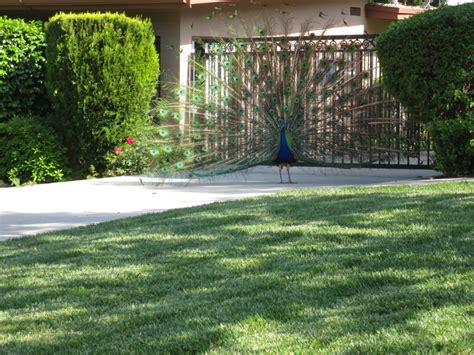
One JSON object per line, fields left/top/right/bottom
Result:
{"left": 0, "top": 182, "right": 473, "bottom": 353}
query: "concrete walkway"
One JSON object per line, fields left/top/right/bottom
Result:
{"left": 0, "top": 166, "right": 444, "bottom": 240}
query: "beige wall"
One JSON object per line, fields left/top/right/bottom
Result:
{"left": 1, "top": 1, "right": 395, "bottom": 92}
{"left": 145, "top": 11, "right": 181, "bottom": 83}
{"left": 175, "top": 0, "right": 387, "bottom": 86}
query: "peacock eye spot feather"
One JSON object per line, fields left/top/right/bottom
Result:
{"left": 150, "top": 149, "right": 159, "bottom": 157}
{"left": 159, "top": 128, "right": 169, "bottom": 137}
{"left": 207, "top": 119, "right": 215, "bottom": 126}
{"left": 175, "top": 88, "right": 186, "bottom": 98}
{"left": 314, "top": 72, "right": 323, "bottom": 81}
{"left": 251, "top": 74, "right": 259, "bottom": 81}
{"left": 195, "top": 156, "right": 203, "bottom": 162}
{"left": 173, "top": 112, "right": 182, "bottom": 121}
{"left": 202, "top": 146, "right": 210, "bottom": 153}
{"left": 206, "top": 103, "right": 215, "bottom": 112}
{"left": 222, "top": 96, "right": 232, "bottom": 105}
{"left": 231, "top": 76, "right": 241, "bottom": 84}
{"left": 163, "top": 145, "right": 173, "bottom": 154}
{"left": 158, "top": 108, "right": 168, "bottom": 117}
{"left": 340, "top": 94, "right": 350, "bottom": 102}
{"left": 193, "top": 133, "right": 203, "bottom": 140}
{"left": 322, "top": 89, "right": 332, "bottom": 99}
{"left": 184, "top": 149, "right": 193, "bottom": 158}
{"left": 271, "top": 96, "right": 278, "bottom": 103}
{"left": 325, "top": 46, "right": 335, "bottom": 54}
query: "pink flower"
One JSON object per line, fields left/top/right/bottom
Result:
{"left": 125, "top": 137, "right": 135, "bottom": 145}
{"left": 114, "top": 147, "right": 123, "bottom": 153}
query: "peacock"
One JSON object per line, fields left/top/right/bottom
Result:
{"left": 149, "top": 8, "right": 399, "bottom": 183}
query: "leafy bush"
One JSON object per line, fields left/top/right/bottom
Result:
{"left": 0, "top": 116, "right": 68, "bottom": 186}
{"left": 45, "top": 12, "right": 160, "bottom": 177}
{"left": 428, "top": 117, "right": 474, "bottom": 177}
{"left": 376, "top": 4, "right": 473, "bottom": 122}
{"left": 0, "top": 17, "right": 49, "bottom": 122}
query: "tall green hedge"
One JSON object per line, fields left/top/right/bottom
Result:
{"left": 45, "top": 12, "right": 160, "bottom": 175}
{"left": 376, "top": 4, "right": 474, "bottom": 122}
{"left": 0, "top": 17, "right": 49, "bottom": 122}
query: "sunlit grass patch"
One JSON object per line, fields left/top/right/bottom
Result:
{"left": 0, "top": 182, "right": 473, "bottom": 353}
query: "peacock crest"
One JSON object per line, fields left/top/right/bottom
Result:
{"left": 149, "top": 7, "right": 402, "bottom": 182}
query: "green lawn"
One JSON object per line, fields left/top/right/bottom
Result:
{"left": 1, "top": 182, "right": 473, "bottom": 353}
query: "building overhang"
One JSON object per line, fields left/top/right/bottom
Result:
{"left": 0, "top": 0, "right": 245, "bottom": 11}
{"left": 365, "top": 3, "right": 424, "bottom": 20}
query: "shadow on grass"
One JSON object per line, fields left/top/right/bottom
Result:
{"left": 0, "top": 183, "right": 473, "bottom": 352}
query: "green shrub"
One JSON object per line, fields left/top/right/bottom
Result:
{"left": 428, "top": 117, "right": 474, "bottom": 177}
{"left": 376, "top": 4, "right": 474, "bottom": 122}
{"left": 45, "top": 12, "right": 160, "bottom": 176}
{"left": 0, "top": 116, "right": 68, "bottom": 186}
{"left": 0, "top": 17, "right": 49, "bottom": 122}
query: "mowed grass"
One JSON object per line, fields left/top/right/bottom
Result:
{"left": 1, "top": 182, "right": 473, "bottom": 353}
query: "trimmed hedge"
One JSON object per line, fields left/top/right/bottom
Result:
{"left": 0, "top": 17, "right": 49, "bottom": 122}
{"left": 376, "top": 4, "right": 473, "bottom": 122}
{"left": 45, "top": 12, "right": 160, "bottom": 176}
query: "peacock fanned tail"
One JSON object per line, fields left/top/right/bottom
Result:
{"left": 148, "top": 13, "right": 398, "bottom": 177}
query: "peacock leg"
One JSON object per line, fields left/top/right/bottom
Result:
{"left": 279, "top": 165, "right": 283, "bottom": 184}
{"left": 287, "top": 166, "right": 294, "bottom": 184}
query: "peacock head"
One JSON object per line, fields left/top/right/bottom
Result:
{"left": 278, "top": 118, "right": 286, "bottom": 130}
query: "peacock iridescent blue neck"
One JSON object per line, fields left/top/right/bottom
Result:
{"left": 277, "top": 128, "right": 296, "bottom": 164}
